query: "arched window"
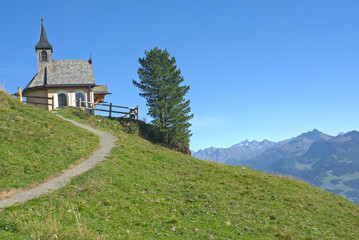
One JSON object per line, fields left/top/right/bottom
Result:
{"left": 75, "top": 93, "right": 85, "bottom": 107}
{"left": 41, "top": 51, "right": 47, "bottom": 61}
{"left": 58, "top": 93, "right": 67, "bottom": 108}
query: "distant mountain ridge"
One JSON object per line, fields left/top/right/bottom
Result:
{"left": 246, "top": 129, "right": 333, "bottom": 172}
{"left": 193, "top": 129, "right": 329, "bottom": 165}
{"left": 193, "top": 129, "right": 359, "bottom": 205}
{"left": 193, "top": 139, "right": 289, "bottom": 165}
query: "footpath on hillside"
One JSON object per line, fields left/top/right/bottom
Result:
{"left": 0, "top": 113, "right": 117, "bottom": 209}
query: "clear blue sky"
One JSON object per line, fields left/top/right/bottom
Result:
{"left": 1, "top": 0, "right": 359, "bottom": 151}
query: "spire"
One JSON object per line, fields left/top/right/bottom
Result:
{"left": 35, "top": 18, "right": 53, "bottom": 52}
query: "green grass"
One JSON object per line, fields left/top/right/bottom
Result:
{"left": 0, "top": 108, "right": 359, "bottom": 239}
{"left": 0, "top": 91, "right": 100, "bottom": 193}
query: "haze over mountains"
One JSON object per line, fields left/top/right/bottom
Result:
{"left": 193, "top": 129, "right": 359, "bottom": 205}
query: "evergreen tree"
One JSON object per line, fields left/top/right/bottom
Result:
{"left": 133, "top": 47, "right": 193, "bottom": 154}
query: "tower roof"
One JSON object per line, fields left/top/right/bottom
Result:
{"left": 35, "top": 19, "right": 53, "bottom": 52}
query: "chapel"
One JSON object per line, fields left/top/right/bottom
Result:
{"left": 23, "top": 19, "right": 108, "bottom": 111}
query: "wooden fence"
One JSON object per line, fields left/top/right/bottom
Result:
{"left": 12, "top": 87, "right": 54, "bottom": 109}
{"left": 11, "top": 91, "right": 138, "bottom": 120}
{"left": 23, "top": 95, "right": 54, "bottom": 109}
{"left": 78, "top": 100, "right": 139, "bottom": 120}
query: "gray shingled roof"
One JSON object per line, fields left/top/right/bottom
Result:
{"left": 35, "top": 22, "right": 53, "bottom": 52}
{"left": 92, "top": 85, "right": 108, "bottom": 94}
{"left": 24, "top": 60, "right": 95, "bottom": 92}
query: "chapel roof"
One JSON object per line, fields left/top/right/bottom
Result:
{"left": 23, "top": 60, "right": 95, "bottom": 93}
{"left": 92, "top": 85, "right": 108, "bottom": 94}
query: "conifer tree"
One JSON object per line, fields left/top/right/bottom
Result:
{"left": 133, "top": 47, "right": 193, "bottom": 154}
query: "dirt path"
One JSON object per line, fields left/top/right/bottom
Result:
{"left": 0, "top": 113, "right": 117, "bottom": 209}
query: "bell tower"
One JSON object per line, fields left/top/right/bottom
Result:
{"left": 35, "top": 18, "right": 53, "bottom": 73}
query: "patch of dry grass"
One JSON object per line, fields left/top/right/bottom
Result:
{"left": 0, "top": 81, "right": 5, "bottom": 92}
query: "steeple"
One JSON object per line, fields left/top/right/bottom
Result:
{"left": 35, "top": 18, "right": 53, "bottom": 72}
{"left": 35, "top": 18, "right": 53, "bottom": 53}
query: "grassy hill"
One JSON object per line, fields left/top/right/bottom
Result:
{"left": 0, "top": 90, "right": 99, "bottom": 195}
{"left": 0, "top": 107, "right": 359, "bottom": 239}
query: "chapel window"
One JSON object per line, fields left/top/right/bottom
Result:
{"left": 58, "top": 93, "right": 67, "bottom": 108}
{"left": 41, "top": 51, "right": 47, "bottom": 61}
{"left": 75, "top": 93, "right": 85, "bottom": 107}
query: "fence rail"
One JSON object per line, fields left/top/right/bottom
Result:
{"left": 78, "top": 100, "right": 139, "bottom": 120}
{"left": 12, "top": 92, "right": 137, "bottom": 119}
{"left": 23, "top": 95, "right": 54, "bottom": 109}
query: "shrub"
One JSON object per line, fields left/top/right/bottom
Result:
{"left": 63, "top": 107, "right": 89, "bottom": 120}
{"left": 124, "top": 121, "right": 140, "bottom": 135}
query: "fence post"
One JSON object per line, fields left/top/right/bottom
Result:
{"left": 109, "top": 102, "right": 112, "bottom": 118}
{"left": 17, "top": 87, "right": 23, "bottom": 103}
{"left": 136, "top": 105, "right": 139, "bottom": 120}
{"left": 52, "top": 96, "right": 54, "bottom": 110}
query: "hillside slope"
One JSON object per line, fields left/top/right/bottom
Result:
{"left": 0, "top": 108, "right": 359, "bottom": 239}
{"left": 0, "top": 91, "right": 99, "bottom": 195}
{"left": 193, "top": 130, "right": 359, "bottom": 205}
{"left": 242, "top": 131, "right": 359, "bottom": 205}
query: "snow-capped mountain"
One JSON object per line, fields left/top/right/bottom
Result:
{"left": 193, "top": 139, "right": 288, "bottom": 165}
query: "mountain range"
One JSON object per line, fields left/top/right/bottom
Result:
{"left": 193, "top": 129, "right": 359, "bottom": 205}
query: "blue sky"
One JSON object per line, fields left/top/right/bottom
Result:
{"left": 1, "top": 0, "right": 359, "bottom": 151}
